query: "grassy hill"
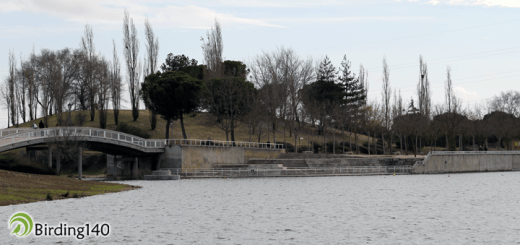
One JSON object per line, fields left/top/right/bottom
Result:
{"left": 14, "top": 109, "right": 375, "bottom": 153}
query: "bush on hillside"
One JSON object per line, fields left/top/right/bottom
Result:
{"left": 115, "top": 122, "right": 151, "bottom": 139}
{"left": 0, "top": 154, "right": 55, "bottom": 175}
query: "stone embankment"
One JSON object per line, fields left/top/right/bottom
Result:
{"left": 143, "top": 170, "right": 180, "bottom": 180}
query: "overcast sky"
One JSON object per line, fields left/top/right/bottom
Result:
{"left": 1, "top": 0, "right": 519, "bottom": 128}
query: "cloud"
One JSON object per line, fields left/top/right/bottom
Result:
{"left": 403, "top": 0, "right": 520, "bottom": 8}
{"left": 454, "top": 86, "right": 480, "bottom": 101}
{"left": 269, "top": 16, "right": 435, "bottom": 24}
{"left": 0, "top": 0, "right": 283, "bottom": 28}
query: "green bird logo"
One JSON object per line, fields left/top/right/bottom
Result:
{"left": 9, "top": 212, "right": 34, "bottom": 237}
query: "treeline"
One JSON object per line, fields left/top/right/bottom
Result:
{"left": 2, "top": 14, "right": 520, "bottom": 155}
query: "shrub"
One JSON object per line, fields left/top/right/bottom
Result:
{"left": 46, "top": 193, "right": 53, "bottom": 201}
{"left": 115, "top": 122, "right": 151, "bottom": 139}
{"left": 0, "top": 154, "right": 55, "bottom": 175}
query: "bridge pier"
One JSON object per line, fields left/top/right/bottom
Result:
{"left": 133, "top": 157, "right": 138, "bottom": 179}
{"left": 78, "top": 147, "right": 82, "bottom": 180}
{"left": 56, "top": 153, "right": 61, "bottom": 175}
{"left": 48, "top": 146, "right": 52, "bottom": 168}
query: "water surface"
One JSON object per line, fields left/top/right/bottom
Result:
{"left": 2, "top": 173, "right": 520, "bottom": 244}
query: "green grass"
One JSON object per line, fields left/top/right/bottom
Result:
{"left": 0, "top": 169, "right": 139, "bottom": 206}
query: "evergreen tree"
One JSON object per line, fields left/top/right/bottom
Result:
{"left": 316, "top": 56, "right": 336, "bottom": 84}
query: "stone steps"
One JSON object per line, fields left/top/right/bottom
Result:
{"left": 144, "top": 169, "right": 180, "bottom": 180}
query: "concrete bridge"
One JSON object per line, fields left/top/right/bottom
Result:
{"left": 0, "top": 127, "right": 285, "bottom": 179}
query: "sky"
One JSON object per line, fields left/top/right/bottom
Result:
{"left": 0, "top": 0, "right": 519, "bottom": 128}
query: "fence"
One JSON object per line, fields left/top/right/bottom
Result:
{"left": 0, "top": 127, "right": 285, "bottom": 151}
{"left": 165, "top": 139, "right": 284, "bottom": 149}
{"left": 0, "top": 127, "right": 166, "bottom": 149}
{"left": 0, "top": 128, "right": 33, "bottom": 138}
{"left": 163, "top": 166, "right": 412, "bottom": 178}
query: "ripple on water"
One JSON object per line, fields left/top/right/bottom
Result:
{"left": 2, "top": 172, "right": 520, "bottom": 244}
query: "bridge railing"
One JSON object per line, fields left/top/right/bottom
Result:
{"left": 0, "top": 128, "right": 33, "bottom": 138}
{"left": 1, "top": 127, "right": 284, "bottom": 150}
{"left": 165, "top": 139, "right": 284, "bottom": 149}
{"left": 165, "top": 166, "right": 412, "bottom": 178}
{"left": 0, "top": 127, "right": 166, "bottom": 149}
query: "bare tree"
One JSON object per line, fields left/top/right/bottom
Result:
{"left": 381, "top": 56, "right": 391, "bottom": 154}
{"left": 201, "top": 18, "right": 224, "bottom": 80}
{"left": 97, "top": 57, "right": 111, "bottom": 128}
{"left": 7, "top": 49, "right": 17, "bottom": 127}
{"left": 489, "top": 90, "right": 520, "bottom": 117}
{"left": 53, "top": 48, "right": 81, "bottom": 125}
{"left": 110, "top": 40, "right": 123, "bottom": 125}
{"left": 123, "top": 9, "right": 141, "bottom": 121}
{"left": 34, "top": 49, "right": 58, "bottom": 128}
{"left": 80, "top": 24, "right": 98, "bottom": 122}
{"left": 144, "top": 17, "right": 159, "bottom": 130}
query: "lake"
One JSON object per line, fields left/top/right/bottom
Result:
{"left": 2, "top": 172, "right": 520, "bottom": 244}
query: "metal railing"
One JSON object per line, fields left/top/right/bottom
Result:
{"left": 163, "top": 166, "right": 412, "bottom": 178}
{"left": 430, "top": 151, "right": 520, "bottom": 155}
{"left": 165, "top": 139, "right": 284, "bottom": 149}
{"left": 0, "top": 128, "right": 33, "bottom": 138}
{"left": 0, "top": 127, "right": 285, "bottom": 151}
{"left": 0, "top": 127, "right": 166, "bottom": 150}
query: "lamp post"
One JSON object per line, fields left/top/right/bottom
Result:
{"left": 68, "top": 103, "right": 73, "bottom": 126}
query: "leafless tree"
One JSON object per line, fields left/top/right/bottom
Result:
{"left": 489, "top": 90, "right": 520, "bottom": 117}
{"left": 15, "top": 54, "right": 28, "bottom": 124}
{"left": 53, "top": 48, "right": 81, "bottom": 125}
{"left": 97, "top": 57, "right": 111, "bottom": 128}
{"left": 80, "top": 24, "right": 98, "bottom": 122}
{"left": 144, "top": 17, "right": 159, "bottom": 130}
{"left": 123, "top": 9, "right": 141, "bottom": 121}
{"left": 381, "top": 56, "right": 391, "bottom": 154}
{"left": 201, "top": 18, "right": 224, "bottom": 80}
{"left": 34, "top": 49, "right": 59, "bottom": 128}
{"left": 7, "top": 49, "right": 17, "bottom": 127}
{"left": 110, "top": 40, "right": 123, "bottom": 125}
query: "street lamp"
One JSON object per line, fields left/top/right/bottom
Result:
{"left": 68, "top": 103, "right": 73, "bottom": 126}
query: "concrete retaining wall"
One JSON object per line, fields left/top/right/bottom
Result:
{"left": 413, "top": 151, "right": 520, "bottom": 174}
{"left": 158, "top": 145, "right": 285, "bottom": 171}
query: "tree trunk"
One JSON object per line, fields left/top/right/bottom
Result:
{"left": 150, "top": 110, "right": 157, "bottom": 130}
{"left": 415, "top": 135, "right": 418, "bottom": 157}
{"left": 333, "top": 129, "right": 336, "bottom": 155}
{"left": 165, "top": 119, "right": 171, "bottom": 140}
{"left": 323, "top": 125, "right": 327, "bottom": 154}
{"left": 373, "top": 134, "right": 377, "bottom": 155}
{"left": 354, "top": 132, "right": 358, "bottom": 154}
{"left": 349, "top": 131, "right": 352, "bottom": 153}
{"left": 399, "top": 135, "right": 403, "bottom": 155}
{"left": 272, "top": 123, "right": 276, "bottom": 144}
{"left": 446, "top": 133, "right": 449, "bottom": 150}
{"left": 390, "top": 131, "right": 393, "bottom": 155}
{"left": 180, "top": 114, "right": 187, "bottom": 139}
{"left": 295, "top": 134, "right": 298, "bottom": 153}
{"left": 382, "top": 133, "right": 386, "bottom": 155}
{"left": 368, "top": 131, "right": 371, "bottom": 155}
{"left": 404, "top": 135, "right": 408, "bottom": 155}
{"left": 114, "top": 109, "right": 119, "bottom": 125}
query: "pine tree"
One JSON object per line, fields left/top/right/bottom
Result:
{"left": 316, "top": 56, "right": 336, "bottom": 84}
